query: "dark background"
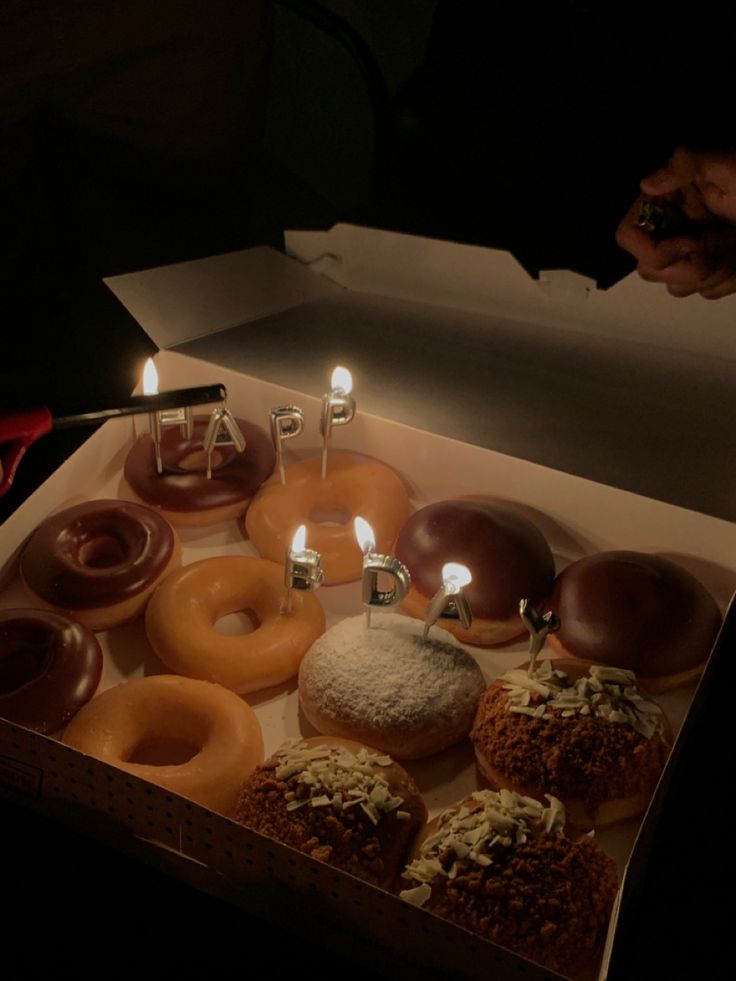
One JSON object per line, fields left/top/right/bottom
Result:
{"left": 2, "top": 2, "right": 734, "bottom": 977}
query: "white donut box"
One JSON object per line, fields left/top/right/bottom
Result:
{"left": 2, "top": 226, "right": 735, "bottom": 981}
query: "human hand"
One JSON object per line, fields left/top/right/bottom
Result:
{"left": 616, "top": 147, "right": 736, "bottom": 299}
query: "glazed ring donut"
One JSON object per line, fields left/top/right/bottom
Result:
{"left": 145, "top": 556, "right": 325, "bottom": 694}
{"left": 0, "top": 608, "right": 103, "bottom": 735}
{"left": 20, "top": 499, "right": 181, "bottom": 631}
{"left": 122, "top": 415, "right": 275, "bottom": 527}
{"left": 395, "top": 498, "right": 555, "bottom": 646}
{"left": 62, "top": 674, "right": 264, "bottom": 816}
{"left": 545, "top": 550, "right": 723, "bottom": 692}
{"left": 245, "top": 451, "right": 411, "bottom": 585}
{"left": 298, "top": 612, "right": 485, "bottom": 759}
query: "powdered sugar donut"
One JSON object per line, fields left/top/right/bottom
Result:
{"left": 298, "top": 613, "right": 485, "bottom": 759}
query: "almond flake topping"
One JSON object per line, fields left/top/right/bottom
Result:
{"left": 273, "top": 739, "right": 404, "bottom": 820}
{"left": 500, "top": 662, "right": 664, "bottom": 738}
{"left": 400, "top": 789, "right": 565, "bottom": 906}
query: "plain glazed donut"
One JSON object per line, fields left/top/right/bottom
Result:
{"left": 298, "top": 612, "right": 485, "bottom": 759}
{"left": 234, "top": 736, "right": 427, "bottom": 888}
{"left": 470, "top": 659, "right": 671, "bottom": 829}
{"left": 145, "top": 556, "right": 325, "bottom": 694}
{"left": 0, "top": 608, "right": 103, "bottom": 734}
{"left": 395, "top": 498, "right": 555, "bottom": 645}
{"left": 62, "top": 674, "right": 264, "bottom": 816}
{"left": 122, "top": 415, "right": 275, "bottom": 527}
{"left": 20, "top": 499, "right": 181, "bottom": 631}
{"left": 399, "top": 789, "right": 618, "bottom": 977}
{"left": 245, "top": 451, "right": 411, "bottom": 585}
{"left": 545, "top": 550, "right": 722, "bottom": 692}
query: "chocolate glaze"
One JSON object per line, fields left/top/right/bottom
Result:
{"left": 547, "top": 551, "right": 722, "bottom": 676}
{"left": 394, "top": 499, "right": 555, "bottom": 620}
{"left": 0, "top": 609, "right": 102, "bottom": 733}
{"left": 21, "top": 499, "right": 175, "bottom": 610}
{"left": 124, "top": 416, "right": 275, "bottom": 512}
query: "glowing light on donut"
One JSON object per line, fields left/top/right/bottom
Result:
{"left": 442, "top": 562, "right": 473, "bottom": 591}
{"left": 353, "top": 515, "right": 375, "bottom": 555}
{"left": 331, "top": 365, "right": 353, "bottom": 394}
{"left": 143, "top": 358, "right": 159, "bottom": 395}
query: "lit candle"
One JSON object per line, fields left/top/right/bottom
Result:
{"left": 518, "top": 599, "right": 560, "bottom": 674}
{"left": 143, "top": 358, "right": 194, "bottom": 474}
{"left": 202, "top": 406, "right": 246, "bottom": 480}
{"left": 320, "top": 365, "right": 355, "bottom": 479}
{"left": 423, "top": 563, "right": 473, "bottom": 641}
{"left": 282, "top": 524, "right": 324, "bottom": 614}
{"left": 354, "top": 516, "right": 411, "bottom": 628}
{"left": 269, "top": 405, "right": 305, "bottom": 484}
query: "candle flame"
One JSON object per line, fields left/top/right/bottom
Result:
{"left": 291, "top": 524, "right": 307, "bottom": 553}
{"left": 331, "top": 365, "right": 352, "bottom": 394}
{"left": 442, "top": 562, "right": 472, "bottom": 589}
{"left": 353, "top": 516, "right": 375, "bottom": 553}
{"left": 143, "top": 358, "right": 159, "bottom": 396}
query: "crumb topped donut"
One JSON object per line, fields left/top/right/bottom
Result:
{"left": 0, "top": 608, "right": 102, "bottom": 734}
{"left": 298, "top": 613, "right": 485, "bottom": 759}
{"left": 245, "top": 451, "right": 411, "bottom": 585}
{"left": 546, "top": 550, "right": 722, "bottom": 691}
{"left": 399, "top": 789, "right": 617, "bottom": 976}
{"left": 471, "top": 659, "right": 671, "bottom": 828}
{"left": 122, "top": 415, "right": 275, "bottom": 526}
{"left": 20, "top": 499, "right": 181, "bottom": 631}
{"left": 234, "top": 736, "right": 426, "bottom": 888}
{"left": 395, "top": 499, "right": 555, "bottom": 646}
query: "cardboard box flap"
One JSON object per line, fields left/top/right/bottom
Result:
{"left": 104, "top": 245, "right": 341, "bottom": 349}
{"left": 286, "top": 224, "right": 736, "bottom": 361}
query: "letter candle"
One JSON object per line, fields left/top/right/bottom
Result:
{"left": 422, "top": 563, "right": 473, "bottom": 641}
{"left": 202, "top": 406, "right": 246, "bottom": 480}
{"left": 143, "top": 359, "right": 195, "bottom": 474}
{"left": 519, "top": 598, "right": 560, "bottom": 674}
{"left": 282, "top": 524, "right": 324, "bottom": 615}
{"left": 354, "top": 516, "right": 411, "bottom": 629}
{"left": 320, "top": 365, "right": 355, "bottom": 479}
{"left": 269, "top": 405, "right": 305, "bottom": 484}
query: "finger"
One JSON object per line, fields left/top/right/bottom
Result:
{"left": 700, "top": 275, "right": 736, "bottom": 299}
{"left": 640, "top": 147, "right": 697, "bottom": 195}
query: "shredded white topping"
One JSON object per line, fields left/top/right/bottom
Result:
{"left": 273, "top": 739, "right": 405, "bottom": 821}
{"left": 399, "top": 789, "right": 565, "bottom": 906}
{"left": 500, "top": 662, "right": 664, "bottom": 738}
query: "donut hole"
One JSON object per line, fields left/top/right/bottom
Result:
{"left": 309, "top": 504, "right": 352, "bottom": 527}
{"left": 178, "top": 449, "right": 225, "bottom": 472}
{"left": 214, "top": 609, "right": 261, "bottom": 636}
{"left": 128, "top": 738, "right": 200, "bottom": 766}
{"left": 0, "top": 626, "right": 53, "bottom": 694}
{"left": 78, "top": 535, "right": 127, "bottom": 569}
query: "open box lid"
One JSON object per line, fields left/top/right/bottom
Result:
{"left": 104, "top": 224, "right": 736, "bottom": 523}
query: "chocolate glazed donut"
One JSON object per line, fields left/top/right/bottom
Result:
{"left": 0, "top": 609, "right": 102, "bottom": 734}
{"left": 395, "top": 499, "right": 555, "bottom": 645}
{"left": 20, "top": 499, "right": 180, "bottom": 630}
{"left": 123, "top": 415, "right": 275, "bottom": 523}
{"left": 546, "top": 550, "right": 722, "bottom": 691}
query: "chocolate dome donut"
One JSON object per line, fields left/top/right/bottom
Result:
{"left": 395, "top": 499, "right": 555, "bottom": 646}
{"left": 21, "top": 499, "right": 181, "bottom": 631}
{"left": 123, "top": 415, "right": 275, "bottom": 526}
{"left": 0, "top": 609, "right": 102, "bottom": 734}
{"left": 546, "top": 550, "right": 722, "bottom": 691}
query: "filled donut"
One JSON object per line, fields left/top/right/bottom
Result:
{"left": 471, "top": 659, "right": 671, "bottom": 828}
{"left": 62, "top": 674, "right": 264, "bottom": 816}
{"left": 245, "top": 451, "right": 411, "bottom": 585}
{"left": 20, "top": 499, "right": 181, "bottom": 631}
{"left": 545, "top": 550, "right": 722, "bottom": 691}
{"left": 122, "top": 414, "right": 275, "bottom": 527}
{"left": 395, "top": 498, "right": 555, "bottom": 645}
{"left": 399, "top": 789, "right": 618, "bottom": 976}
{"left": 234, "top": 736, "right": 426, "bottom": 888}
{"left": 298, "top": 612, "right": 485, "bottom": 759}
{"left": 145, "top": 555, "right": 325, "bottom": 694}
{"left": 0, "top": 608, "right": 103, "bottom": 734}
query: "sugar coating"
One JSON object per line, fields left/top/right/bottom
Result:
{"left": 300, "top": 613, "right": 485, "bottom": 733}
